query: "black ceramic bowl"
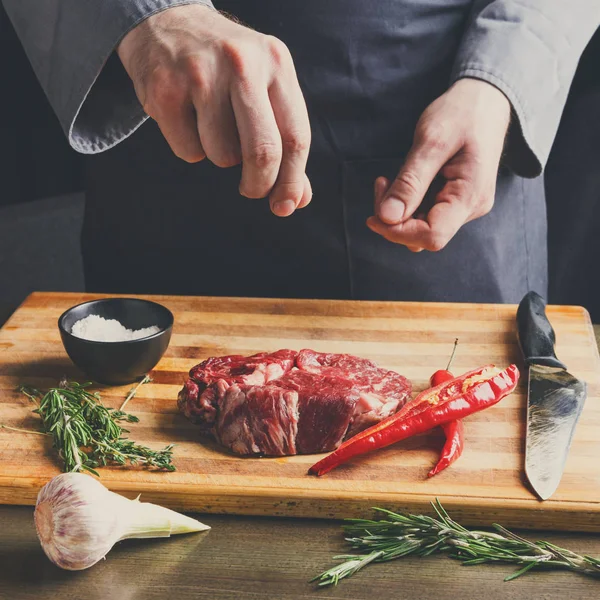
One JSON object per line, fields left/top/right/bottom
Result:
{"left": 58, "top": 298, "right": 174, "bottom": 385}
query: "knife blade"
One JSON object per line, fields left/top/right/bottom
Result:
{"left": 516, "top": 291, "right": 587, "bottom": 501}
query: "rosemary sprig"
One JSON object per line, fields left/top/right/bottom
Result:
{"left": 313, "top": 500, "right": 600, "bottom": 586}
{"left": 15, "top": 380, "right": 175, "bottom": 476}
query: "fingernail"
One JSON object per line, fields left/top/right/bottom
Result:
{"left": 379, "top": 197, "right": 405, "bottom": 224}
{"left": 273, "top": 199, "right": 296, "bottom": 217}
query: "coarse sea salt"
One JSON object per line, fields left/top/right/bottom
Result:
{"left": 71, "top": 314, "right": 161, "bottom": 342}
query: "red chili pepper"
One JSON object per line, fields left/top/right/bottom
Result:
{"left": 428, "top": 339, "right": 464, "bottom": 477}
{"left": 429, "top": 337, "right": 459, "bottom": 388}
{"left": 431, "top": 369, "right": 455, "bottom": 387}
{"left": 308, "top": 364, "right": 519, "bottom": 476}
{"left": 428, "top": 419, "right": 464, "bottom": 477}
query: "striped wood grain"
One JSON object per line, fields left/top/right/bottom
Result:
{"left": 0, "top": 292, "right": 599, "bottom": 532}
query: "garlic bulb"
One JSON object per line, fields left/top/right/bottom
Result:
{"left": 34, "top": 473, "right": 209, "bottom": 570}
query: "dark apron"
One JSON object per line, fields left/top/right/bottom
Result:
{"left": 83, "top": 0, "right": 547, "bottom": 303}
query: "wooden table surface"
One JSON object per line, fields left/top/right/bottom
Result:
{"left": 0, "top": 318, "right": 599, "bottom": 600}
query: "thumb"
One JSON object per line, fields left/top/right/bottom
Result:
{"left": 378, "top": 126, "right": 460, "bottom": 225}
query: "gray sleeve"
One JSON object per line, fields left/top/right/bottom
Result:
{"left": 451, "top": 0, "right": 600, "bottom": 177}
{"left": 2, "top": 0, "right": 214, "bottom": 154}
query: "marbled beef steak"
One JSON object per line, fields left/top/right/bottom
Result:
{"left": 178, "top": 349, "right": 412, "bottom": 456}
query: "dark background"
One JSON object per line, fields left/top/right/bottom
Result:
{"left": 0, "top": 5, "right": 83, "bottom": 207}
{"left": 1, "top": 5, "right": 600, "bottom": 321}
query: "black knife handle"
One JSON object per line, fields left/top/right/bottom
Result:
{"left": 516, "top": 291, "right": 567, "bottom": 369}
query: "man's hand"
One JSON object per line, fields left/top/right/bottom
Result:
{"left": 118, "top": 5, "right": 312, "bottom": 217}
{"left": 367, "top": 78, "right": 511, "bottom": 251}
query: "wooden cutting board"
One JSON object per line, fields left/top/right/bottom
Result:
{"left": 1, "top": 292, "right": 599, "bottom": 532}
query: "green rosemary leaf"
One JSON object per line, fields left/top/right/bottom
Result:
{"left": 111, "top": 410, "right": 140, "bottom": 424}
{"left": 504, "top": 561, "right": 539, "bottom": 581}
{"left": 459, "top": 557, "right": 489, "bottom": 566}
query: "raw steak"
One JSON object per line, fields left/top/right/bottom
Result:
{"left": 178, "top": 349, "right": 412, "bottom": 456}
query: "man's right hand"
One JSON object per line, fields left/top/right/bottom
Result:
{"left": 117, "top": 4, "right": 312, "bottom": 217}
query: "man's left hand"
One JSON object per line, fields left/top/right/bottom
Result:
{"left": 367, "top": 78, "right": 511, "bottom": 252}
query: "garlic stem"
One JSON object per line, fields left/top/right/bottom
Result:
{"left": 34, "top": 473, "right": 210, "bottom": 570}
{"left": 115, "top": 494, "right": 209, "bottom": 540}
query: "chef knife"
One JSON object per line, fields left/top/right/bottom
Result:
{"left": 516, "top": 291, "right": 587, "bottom": 501}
